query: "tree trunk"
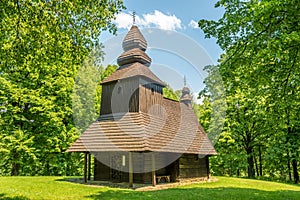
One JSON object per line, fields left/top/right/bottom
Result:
{"left": 46, "top": 161, "right": 50, "bottom": 175}
{"left": 292, "top": 159, "right": 299, "bottom": 184}
{"left": 287, "top": 126, "right": 299, "bottom": 184}
{"left": 287, "top": 151, "right": 292, "bottom": 181}
{"left": 11, "top": 153, "right": 20, "bottom": 176}
{"left": 254, "top": 154, "right": 259, "bottom": 176}
{"left": 258, "top": 145, "right": 263, "bottom": 176}
{"left": 246, "top": 146, "right": 255, "bottom": 178}
{"left": 248, "top": 156, "right": 255, "bottom": 178}
{"left": 246, "top": 147, "right": 255, "bottom": 178}
{"left": 245, "top": 130, "right": 255, "bottom": 178}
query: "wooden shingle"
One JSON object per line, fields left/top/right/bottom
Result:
{"left": 67, "top": 99, "right": 216, "bottom": 155}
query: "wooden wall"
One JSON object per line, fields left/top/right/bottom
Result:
{"left": 139, "top": 81, "right": 164, "bottom": 115}
{"left": 94, "top": 151, "right": 183, "bottom": 183}
{"left": 94, "top": 153, "right": 110, "bottom": 181}
{"left": 178, "top": 154, "right": 208, "bottom": 179}
{"left": 100, "top": 78, "right": 140, "bottom": 115}
{"left": 100, "top": 76, "right": 165, "bottom": 116}
{"left": 94, "top": 152, "right": 151, "bottom": 183}
{"left": 142, "top": 152, "right": 180, "bottom": 183}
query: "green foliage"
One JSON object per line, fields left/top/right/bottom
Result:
{"left": 198, "top": 64, "right": 227, "bottom": 145}
{"left": 0, "top": 0, "right": 124, "bottom": 175}
{"left": 199, "top": 0, "right": 299, "bottom": 182}
{"left": 194, "top": 98, "right": 212, "bottom": 131}
{"left": 0, "top": 176, "right": 300, "bottom": 199}
{"left": 163, "top": 84, "right": 180, "bottom": 101}
{"left": 73, "top": 64, "right": 117, "bottom": 133}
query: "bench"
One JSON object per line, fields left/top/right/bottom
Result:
{"left": 156, "top": 175, "right": 170, "bottom": 183}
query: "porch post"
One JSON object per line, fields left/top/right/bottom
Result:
{"left": 83, "top": 152, "right": 87, "bottom": 183}
{"left": 152, "top": 152, "right": 156, "bottom": 186}
{"left": 206, "top": 155, "right": 210, "bottom": 180}
{"left": 129, "top": 152, "right": 133, "bottom": 188}
{"left": 88, "top": 153, "right": 91, "bottom": 181}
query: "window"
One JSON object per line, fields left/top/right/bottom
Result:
{"left": 151, "top": 87, "right": 154, "bottom": 94}
{"left": 117, "top": 86, "right": 122, "bottom": 94}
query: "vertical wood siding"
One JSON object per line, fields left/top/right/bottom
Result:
{"left": 139, "top": 80, "right": 164, "bottom": 115}
{"left": 101, "top": 78, "right": 140, "bottom": 115}
{"left": 178, "top": 154, "right": 208, "bottom": 178}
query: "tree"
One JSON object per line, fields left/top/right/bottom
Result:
{"left": 73, "top": 63, "right": 117, "bottom": 133}
{"left": 0, "top": 0, "right": 124, "bottom": 176}
{"left": 163, "top": 84, "right": 180, "bottom": 101}
{"left": 199, "top": 0, "right": 299, "bottom": 182}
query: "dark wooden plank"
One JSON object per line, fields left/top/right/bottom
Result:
{"left": 152, "top": 153, "right": 156, "bottom": 186}
{"left": 179, "top": 164, "right": 201, "bottom": 169}
{"left": 206, "top": 156, "right": 210, "bottom": 179}
{"left": 84, "top": 153, "right": 87, "bottom": 183}
{"left": 129, "top": 152, "right": 133, "bottom": 188}
{"left": 88, "top": 153, "right": 91, "bottom": 181}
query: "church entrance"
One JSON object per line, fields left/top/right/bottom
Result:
{"left": 110, "top": 154, "right": 123, "bottom": 182}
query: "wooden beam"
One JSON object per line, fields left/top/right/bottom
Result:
{"left": 84, "top": 153, "right": 87, "bottom": 183}
{"left": 88, "top": 153, "right": 91, "bottom": 181}
{"left": 129, "top": 152, "right": 133, "bottom": 188}
{"left": 206, "top": 155, "right": 210, "bottom": 180}
{"left": 152, "top": 153, "right": 156, "bottom": 186}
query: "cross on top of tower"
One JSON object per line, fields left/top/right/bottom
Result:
{"left": 132, "top": 11, "right": 136, "bottom": 25}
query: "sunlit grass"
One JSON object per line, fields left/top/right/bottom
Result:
{"left": 0, "top": 176, "right": 299, "bottom": 200}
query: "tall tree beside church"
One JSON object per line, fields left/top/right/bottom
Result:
{"left": 73, "top": 64, "right": 117, "bottom": 133}
{"left": 199, "top": 0, "right": 299, "bottom": 182}
{"left": 0, "top": 0, "right": 124, "bottom": 175}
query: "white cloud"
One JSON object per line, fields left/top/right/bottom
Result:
{"left": 141, "top": 10, "right": 182, "bottom": 31}
{"left": 114, "top": 12, "right": 132, "bottom": 29}
{"left": 114, "top": 10, "right": 182, "bottom": 31}
{"left": 189, "top": 19, "right": 199, "bottom": 29}
{"left": 193, "top": 92, "right": 203, "bottom": 104}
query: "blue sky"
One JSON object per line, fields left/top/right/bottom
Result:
{"left": 100, "top": 0, "right": 224, "bottom": 101}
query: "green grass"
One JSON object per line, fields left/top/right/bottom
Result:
{"left": 0, "top": 176, "right": 299, "bottom": 200}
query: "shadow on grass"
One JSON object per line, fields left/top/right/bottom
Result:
{"left": 0, "top": 193, "right": 29, "bottom": 200}
{"left": 87, "top": 187, "right": 300, "bottom": 200}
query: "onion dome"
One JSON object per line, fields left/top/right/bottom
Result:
{"left": 117, "top": 25, "right": 151, "bottom": 67}
{"left": 117, "top": 48, "right": 151, "bottom": 67}
{"left": 122, "top": 25, "right": 147, "bottom": 51}
{"left": 180, "top": 86, "right": 192, "bottom": 102}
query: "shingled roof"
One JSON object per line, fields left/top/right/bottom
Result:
{"left": 67, "top": 98, "right": 216, "bottom": 155}
{"left": 101, "top": 62, "right": 166, "bottom": 86}
{"left": 117, "top": 48, "right": 151, "bottom": 66}
{"left": 122, "top": 25, "right": 147, "bottom": 51}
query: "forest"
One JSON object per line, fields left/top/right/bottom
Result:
{"left": 0, "top": 0, "right": 299, "bottom": 185}
{"left": 197, "top": 0, "right": 299, "bottom": 184}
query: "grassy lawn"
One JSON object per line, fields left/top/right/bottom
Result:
{"left": 0, "top": 176, "right": 299, "bottom": 200}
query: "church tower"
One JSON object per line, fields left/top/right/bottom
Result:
{"left": 180, "top": 77, "right": 192, "bottom": 107}
{"left": 100, "top": 25, "right": 166, "bottom": 115}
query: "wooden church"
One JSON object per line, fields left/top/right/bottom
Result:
{"left": 67, "top": 24, "right": 217, "bottom": 187}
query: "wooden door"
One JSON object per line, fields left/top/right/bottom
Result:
{"left": 110, "top": 154, "right": 123, "bottom": 182}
